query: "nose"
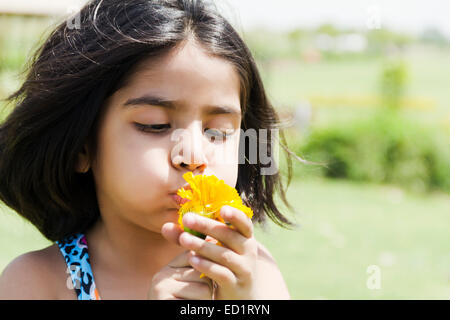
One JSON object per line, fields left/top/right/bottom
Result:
{"left": 177, "top": 161, "right": 207, "bottom": 173}
{"left": 170, "top": 122, "right": 208, "bottom": 173}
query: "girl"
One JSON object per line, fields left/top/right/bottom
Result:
{"left": 0, "top": 0, "right": 298, "bottom": 300}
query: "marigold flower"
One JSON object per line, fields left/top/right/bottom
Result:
{"left": 177, "top": 171, "right": 253, "bottom": 239}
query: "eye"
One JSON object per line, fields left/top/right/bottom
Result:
{"left": 204, "top": 128, "right": 233, "bottom": 142}
{"left": 134, "top": 122, "right": 171, "bottom": 134}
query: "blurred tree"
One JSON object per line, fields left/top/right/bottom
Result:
{"left": 243, "top": 29, "right": 289, "bottom": 87}
{"left": 366, "top": 29, "right": 413, "bottom": 55}
{"left": 315, "top": 23, "right": 340, "bottom": 37}
{"left": 379, "top": 59, "right": 408, "bottom": 110}
{"left": 287, "top": 28, "right": 305, "bottom": 58}
{"left": 420, "top": 27, "right": 449, "bottom": 47}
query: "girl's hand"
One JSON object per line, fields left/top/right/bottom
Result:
{"left": 178, "top": 205, "right": 259, "bottom": 300}
{"left": 147, "top": 250, "right": 213, "bottom": 300}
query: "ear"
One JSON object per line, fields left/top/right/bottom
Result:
{"left": 75, "top": 144, "right": 91, "bottom": 173}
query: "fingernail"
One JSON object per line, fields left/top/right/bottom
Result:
{"left": 221, "top": 207, "right": 232, "bottom": 219}
{"left": 182, "top": 232, "right": 193, "bottom": 245}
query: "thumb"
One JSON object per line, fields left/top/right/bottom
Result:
{"left": 167, "top": 250, "right": 192, "bottom": 268}
{"left": 161, "top": 222, "right": 183, "bottom": 246}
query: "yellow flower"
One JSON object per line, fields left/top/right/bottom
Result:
{"left": 177, "top": 171, "right": 253, "bottom": 238}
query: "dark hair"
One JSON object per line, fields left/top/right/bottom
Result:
{"left": 0, "top": 0, "right": 300, "bottom": 242}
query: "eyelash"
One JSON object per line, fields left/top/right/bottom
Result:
{"left": 134, "top": 123, "right": 171, "bottom": 133}
{"left": 133, "top": 123, "right": 233, "bottom": 140}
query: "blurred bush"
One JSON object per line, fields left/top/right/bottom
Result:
{"left": 294, "top": 110, "right": 450, "bottom": 193}
{"left": 379, "top": 59, "right": 408, "bottom": 110}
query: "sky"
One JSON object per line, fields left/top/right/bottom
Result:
{"left": 221, "top": 0, "right": 450, "bottom": 37}
{"left": 1, "top": 0, "right": 448, "bottom": 37}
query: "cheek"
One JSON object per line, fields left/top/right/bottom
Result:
{"left": 206, "top": 136, "right": 240, "bottom": 188}
{"left": 92, "top": 118, "right": 171, "bottom": 202}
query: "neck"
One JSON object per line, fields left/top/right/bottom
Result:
{"left": 86, "top": 216, "right": 185, "bottom": 279}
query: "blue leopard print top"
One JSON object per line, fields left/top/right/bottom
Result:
{"left": 56, "top": 233, "right": 101, "bottom": 300}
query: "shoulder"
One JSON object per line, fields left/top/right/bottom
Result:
{"left": 0, "top": 244, "right": 76, "bottom": 300}
{"left": 255, "top": 241, "right": 291, "bottom": 299}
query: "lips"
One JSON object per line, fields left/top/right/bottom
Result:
{"left": 169, "top": 184, "right": 192, "bottom": 207}
{"left": 170, "top": 193, "right": 190, "bottom": 207}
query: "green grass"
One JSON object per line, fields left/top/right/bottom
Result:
{"left": 254, "top": 177, "right": 450, "bottom": 299}
{"left": 0, "top": 206, "right": 52, "bottom": 271}
{"left": 1, "top": 177, "right": 449, "bottom": 299}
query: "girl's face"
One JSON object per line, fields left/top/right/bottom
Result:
{"left": 88, "top": 40, "right": 242, "bottom": 233}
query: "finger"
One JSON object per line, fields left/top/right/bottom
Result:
{"left": 172, "top": 264, "right": 213, "bottom": 286}
{"left": 182, "top": 213, "right": 247, "bottom": 254}
{"left": 162, "top": 222, "right": 184, "bottom": 245}
{"left": 220, "top": 206, "right": 253, "bottom": 239}
{"left": 205, "top": 236, "right": 218, "bottom": 245}
{"left": 180, "top": 232, "right": 251, "bottom": 278}
{"left": 172, "top": 281, "right": 213, "bottom": 300}
{"left": 167, "top": 250, "right": 191, "bottom": 268}
{"left": 189, "top": 253, "right": 237, "bottom": 289}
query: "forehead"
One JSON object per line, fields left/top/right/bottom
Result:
{"left": 117, "top": 40, "right": 241, "bottom": 112}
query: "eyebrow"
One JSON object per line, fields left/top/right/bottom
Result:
{"left": 123, "top": 95, "right": 241, "bottom": 116}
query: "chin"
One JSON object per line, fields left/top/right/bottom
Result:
{"left": 139, "top": 208, "right": 180, "bottom": 234}
{"left": 162, "top": 208, "right": 180, "bottom": 224}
